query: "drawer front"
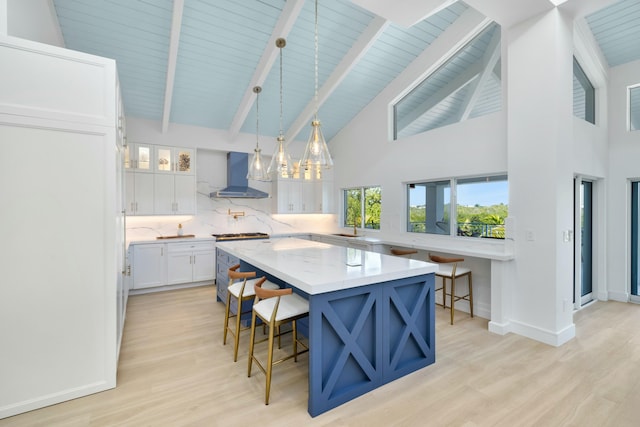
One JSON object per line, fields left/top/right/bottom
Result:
{"left": 169, "top": 241, "right": 215, "bottom": 253}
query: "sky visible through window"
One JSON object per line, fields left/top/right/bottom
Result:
{"left": 410, "top": 181, "right": 508, "bottom": 206}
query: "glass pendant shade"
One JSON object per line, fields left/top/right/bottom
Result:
{"left": 300, "top": 119, "right": 333, "bottom": 173}
{"left": 267, "top": 135, "right": 292, "bottom": 178}
{"left": 267, "top": 37, "right": 293, "bottom": 179}
{"left": 248, "top": 146, "right": 269, "bottom": 181}
{"left": 301, "top": 0, "right": 333, "bottom": 173}
{"left": 247, "top": 86, "right": 270, "bottom": 181}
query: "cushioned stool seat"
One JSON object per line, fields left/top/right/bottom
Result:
{"left": 248, "top": 278, "right": 309, "bottom": 405}
{"left": 429, "top": 254, "right": 473, "bottom": 325}
{"left": 223, "top": 264, "right": 279, "bottom": 362}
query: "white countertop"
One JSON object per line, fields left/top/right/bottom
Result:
{"left": 216, "top": 237, "right": 438, "bottom": 295}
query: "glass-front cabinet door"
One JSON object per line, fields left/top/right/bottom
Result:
{"left": 124, "top": 143, "right": 152, "bottom": 172}
{"left": 155, "top": 146, "right": 173, "bottom": 172}
{"left": 175, "top": 148, "right": 193, "bottom": 174}
{"left": 154, "top": 146, "right": 193, "bottom": 174}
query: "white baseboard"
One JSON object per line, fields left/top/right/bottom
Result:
{"left": 1, "top": 380, "right": 113, "bottom": 420}
{"left": 129, "top": 281, "right": 214, "bottom": 296}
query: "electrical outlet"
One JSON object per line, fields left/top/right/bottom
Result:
{"left": 526, "top": 230, "right": 534, "bottom": 241}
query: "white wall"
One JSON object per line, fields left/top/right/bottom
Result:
{"left": 606, "top": 59, "right": 640, "bottom": 301}
{"left": 7, "top": 0, "right": 63, "bottom": 47}
{"left": 124, "top": 117, "right": 338, "bottom": 241}
{"left": 0, "top": 37, "right": 117, "bottom": 419}
{"left": 330, "top": 7, "right": 613, "bottom": 345}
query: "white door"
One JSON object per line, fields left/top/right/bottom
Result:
{"left": 167, "top": 251, "right": 193, "bottom": 285}
{"left": 193, "top": 250, "right": 215, "bottom": 281}
{"left": 132, "top": 244, "right": 166, "bottom": 289}
{"left": 134, "top": 173, "right": 155, "bottom": 215}
{"left": 154, "top": 174, "right": 175, "bottom": 214}
{"left": 174, "top": 175, "right": 196, "bottom": 214}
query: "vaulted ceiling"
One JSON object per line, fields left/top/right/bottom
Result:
{"left": 51, "top": 0, "right": 640, "bottom": 143}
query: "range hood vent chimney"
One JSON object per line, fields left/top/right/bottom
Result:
{"left": 211, "top": 152, "right": 269, "bottom": 199}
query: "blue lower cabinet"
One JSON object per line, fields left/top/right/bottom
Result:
{"left": 308, "top": 284, "right": 383, "bottom": 416}
{"left": 239, "top": 257, "right": 435, "bottom": 417}
{"left": 308, "top": 274, "right": 434, "bottom": 416}
{"left": 382, "top": 275, "right": 435, "bottom": 383}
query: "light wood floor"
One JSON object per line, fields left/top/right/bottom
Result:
{"left": 2, "top": 285, "right": 640, "bottom": 427}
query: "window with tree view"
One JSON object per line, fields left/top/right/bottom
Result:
{"left": 344, "top": 186, "right": 381, "bottom": 230}
{"left": 408, "top": 176, "right": 507, "bottom": 238}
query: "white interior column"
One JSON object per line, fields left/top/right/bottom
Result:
{"left": 505, "top": 8, "right": 576, "bottom": 346}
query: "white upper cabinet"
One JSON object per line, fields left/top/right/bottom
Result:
{"left": 124, "top": 143, "right": 153, "bottom": 172}
{"left": 155, "top": 146, "right": 194, "bottom": 174}
{"left": 153, "top": 174, "right": 195, "bottom": 215}
{"left": 126, "top": 144, "right": 196, "bottom": 215}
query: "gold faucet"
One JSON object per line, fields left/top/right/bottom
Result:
{"left": 228, "top": 209, "right": 245, "bottom": 220}
{"left": 353, "top": 222, "right": 357, "bottom": 236}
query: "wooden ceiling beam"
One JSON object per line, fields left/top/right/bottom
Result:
{"left": 227, "top": 0, "right": 304, "bottom": 141}
{"left": 161, "top": 0, "right": 185, "bottom": 134}
{"left": 286, "top": 16, "right": 389, "bottom": 143}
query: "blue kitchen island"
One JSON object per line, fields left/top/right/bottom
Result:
{"left": 216, "top": 237, "right": 438, "bottom": 417}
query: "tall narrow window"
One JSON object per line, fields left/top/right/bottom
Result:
{"left": 630, "top": 85, "right": 640, "bottom": 131}
{"left": 632, "top": 182, "right": 640, "bottom": 296}
{"left": 573, "top": 57, "right": 595, "bottom": 124}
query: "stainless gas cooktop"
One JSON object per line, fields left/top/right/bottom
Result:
{"left": 211, "top": 232, "right": 270, "bottom": 241}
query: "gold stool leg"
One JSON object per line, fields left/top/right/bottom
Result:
{"left": 233, "top": 297, "right": 243, "bottom": 362}
{"left": 265, "top": 320, "right": 275, "bottom": 405}
{"left": 469, "top": 272, "right": 474, "bottom": 318}
{"left": 223, "top": 292, "right": 232, "bottom": 345}
{"left": 292, "top": 320, "right": 298, "bottom": 362}
{"left": 247, "top": 311, "right": 257, "bottom": 377}
{"left": 442, "top": 277, "right": 447, "bottom": 309}
{"left": 450, "top": 276, "right": 456, "bottom": 325}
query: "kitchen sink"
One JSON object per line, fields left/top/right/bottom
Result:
{"left": 332, "top": 233, "right": 359, "bottom": 238}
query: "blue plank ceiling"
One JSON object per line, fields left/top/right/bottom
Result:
{"left": 52, "top": 0, "right": 640, "bottom": 143}
{"left": 586, "top": 0, "right": 640, "bottom": 67}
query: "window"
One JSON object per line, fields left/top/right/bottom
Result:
{"left": 407, "top": 180, "right": 450, "bottom": 234}
{"left": 630, "top": 85, "right": 640, "bottom": 131}
{"left": 344, "top": 186, "right": 381, "bottom": 230}
{"left": 393, "top": 23, "right": 501, "bottom": 139}
{"left": 407, "top": 175, "right": 508, "bottom": 238}
{"left": 573, "top": 57, "right": 595, "bottom": 124}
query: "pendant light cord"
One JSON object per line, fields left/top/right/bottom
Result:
{"left": 314, "top": 0, "right": 319, "bottom": 122}
{"left": 279, "top": 43, "right": 284, "bottom": 137}
{"left": 253, "top": 86, "right": 261, "bottom": 149}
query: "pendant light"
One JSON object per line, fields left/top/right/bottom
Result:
{"left": 267, "top": 38, "right": 292, "bottom": 179}
{"left": 300, "top": 0, "right": 333, "bottom": 175}
{"left": 247, "top": 86, "right": 270, "bottom": 181}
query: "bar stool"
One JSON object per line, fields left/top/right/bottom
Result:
{"left": 248, "top": 277, "right": 309, "bottom": 405}
{"left": 429, "top": 254, "right": 473, "bottom": 325}
{"left": 391, "top": 248, "right": 418, "bottom": 258}
{"left": 223, "top": 264, "right": 279, "bottom": 362}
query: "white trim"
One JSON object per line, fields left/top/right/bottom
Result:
{"left": 228, "top": 0, "right": 304, "bottom": 141}
{"left": 286, "top": 16, "right": 389, "bottom": 142}
{"left": 161, "top": 0, "right": 185, "bottom": 134}
{"left": 509, "top": 319, "right": 576, "bottom": 347}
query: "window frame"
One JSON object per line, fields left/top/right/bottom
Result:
{"left": 573, "top": 57, "right": 596, "bottom": 125}
{"left": 343, "top": 186, "right": 381, "bottom": 231}
{"left": 406, "top": 174, "right": 508, "bottom": 239}
{"left": 629, "top": 83, "right": 640, "bottom": 132}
